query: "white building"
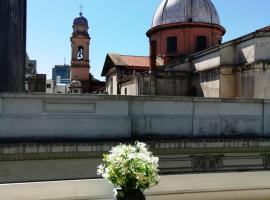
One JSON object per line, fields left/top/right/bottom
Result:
{"left": 46, "top": 80, "right": 69, "bottom": 94}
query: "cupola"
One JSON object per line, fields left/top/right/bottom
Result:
{"left": 147, "top": 0, "right": 225, "bottom": 65}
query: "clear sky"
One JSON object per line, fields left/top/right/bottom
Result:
{"left": 27, "top": 0, "right": 270, "bottom": 80}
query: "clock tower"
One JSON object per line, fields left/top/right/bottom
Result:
{"left": 70, "top": 12, "right": 90, "bottom": 93}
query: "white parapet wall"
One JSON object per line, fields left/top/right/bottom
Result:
{"left": 0, "top": 93, "right": 269, "bottom": 140}
{"left": 1, "top": 172, "right": 270, "bottom": 200}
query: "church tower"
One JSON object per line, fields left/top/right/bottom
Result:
{"left": 70, "top": 12, "right": 90, "bottom": 93}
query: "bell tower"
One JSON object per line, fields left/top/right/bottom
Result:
{"left": 70, "top": 11, "right": 90, "bottom": 93}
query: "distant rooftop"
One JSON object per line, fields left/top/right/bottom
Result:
{"left": 256, "top": 25, "right": 270, "bottom": 33}
{"left": 102, "top": 53, "right": 162, "bottom": 76}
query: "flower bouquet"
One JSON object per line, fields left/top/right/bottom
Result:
{"left": 97, "top": 142, "right": 159, "bottom": 200}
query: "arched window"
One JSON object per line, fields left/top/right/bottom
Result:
{"left": 77, "top": 46, "right": 84, "bottom": 60}
{"left": 167, "top": 36, "right": 177, "bottom": 54}
{"left": 196, "top": 36, "right": 207, "bottom": 52}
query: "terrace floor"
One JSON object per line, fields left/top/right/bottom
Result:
{"left": 1, "top": 171, "right": 270, "bottom": 200}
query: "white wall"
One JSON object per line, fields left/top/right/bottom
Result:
{"left": 193, "top": 34, "right": 269, "bottom": 70}
{"left": 193, "top": 50, "right": 220, "bottom": 72}
{"left": 0, "top": 94, "right": 270, "bottom": 140}
{"left": 120, "top": 79, "right": 138, "bottom": 96}
{"left": 46, "top": 80, "right": 54, "bottom": 94}
{"left": 106, "top": 74, "right": 118, "bottom": 95}
{"left": 55, "top": 84, "right": 69, "bottom": 94}
{"left": 193, "top": 51, "right": 220, "bottom": 97}
{"left": 235, "top": 62, "right": 270, "bottom": 99}
{"left": 236, "top": 39, "right": 256, "bottom": 64}
{"left": 255, "top": 36, "right": 270, "bottom": 61}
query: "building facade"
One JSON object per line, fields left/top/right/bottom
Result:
{"left": 46, "top": 80, "right": 70, "bottom": 94}
{"left": 102, "top": 0, "right": 270, "bottom": 99}
{"left": 46, "top": 80, "right": 55, "bottom": 94}
{"left": 28, "top": 74, "right": 47, "bottom": 93}
{"left": 25, "top": 54, "right": 47, "bottom": 93}
{"left": 25, "top": 54, "right": 37, "bottom": 92}
{"left": 52, "top": 65, "right": 70, "bottom": 85}
{"left": 101, "top": 54, "right": 161, "bottom": 95}
{"left": 135, "top": 26, "right": 270, "bottom": 98}
{"left": 189, "top": 27, "right": 270, "bottom": 99}
{"left": 0, "top": 0, "right": 27, "bottom": 92}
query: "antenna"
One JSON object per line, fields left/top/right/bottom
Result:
{"left": 64, "top": 57, "right": 66, "bottom": 65}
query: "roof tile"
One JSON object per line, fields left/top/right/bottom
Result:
{"left": 120, "top": 55, "right": 150, "bottom": 68}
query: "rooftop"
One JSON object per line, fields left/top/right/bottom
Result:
{"left": 102, "top": 53, "right": 162, "bottom": 76}
{"left": 256, "top": 25, "right": 270, "bottom": 33}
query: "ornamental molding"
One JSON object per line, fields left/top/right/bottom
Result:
{"left": 0, "top": 140, "right": 270, "bottom": 161}
{"left": 263, "top": 153, "right": 270, "bottom": 168}
{"left": 191, "top": 155, "right": 224, "bottom": 172}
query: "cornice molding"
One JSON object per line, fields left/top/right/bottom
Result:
{"left": 147, "top": 22, "right": 226, "bottom": 37}
{"left": 1, "top": 139, "right": 270, "bottom": 161}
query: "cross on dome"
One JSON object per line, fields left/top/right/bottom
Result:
{"left": 79, "top": 5, "right": 83, "bottom": 16}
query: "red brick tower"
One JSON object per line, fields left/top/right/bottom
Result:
{"left": 70, "top": 12, "right": 90, "bottom": 93}
{"left": 147, "top": 0, "right": 226, "bottom": 65}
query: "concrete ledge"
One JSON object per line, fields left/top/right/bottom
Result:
{"left": 0, "top": 93, "right": 265, "bottom": 103}
{"left": 1, "top": 171, "right": 270, "bottom": 200}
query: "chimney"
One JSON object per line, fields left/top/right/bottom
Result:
{"left": 150, "top": 40, "right": 157, "bottom": 71}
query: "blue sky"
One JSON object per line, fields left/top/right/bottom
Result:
{"left": 27, "top": 0, "right": 270, "bottom": 80}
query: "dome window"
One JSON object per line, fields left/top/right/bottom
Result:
{"left": 167, "top": 36, "right": 178, "bottom": 54}
{"left": 196, "top": 36, "right": 207, "bottom": 52}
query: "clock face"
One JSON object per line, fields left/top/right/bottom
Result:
{"left": 77, "top": 46, "right": 84, "bottom": 60}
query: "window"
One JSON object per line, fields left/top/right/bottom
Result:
{"left": 124, "top": 88, "right": 128, "bottom": 95}
{"left": 77, "top": 46, "right": 84, "bottom": 60}
{"left": 196, "top": 36, "right": 207, "bottom": 52}
{"left": 167, "top": 36, "right": 177, "bottom": 54}
{"left": 46, "top": 84, "right": 51, "bottom": 89}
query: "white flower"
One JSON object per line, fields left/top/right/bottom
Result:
{"left": 97, "top": 142, "right": 159, "bottom": 192}
{"left": 97, "top": 164, "right": 105, "bottom": 175}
